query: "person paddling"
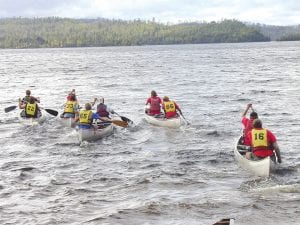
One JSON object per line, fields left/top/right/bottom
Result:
{"left": 22, "top": 90, "right": 40, "bottom": 103}
{"left": 241, "top": 103, "right": 258, "bottom": 144}
{"left": 95, "top": 97, "right": 115, "bottom": 119}
{"left": 61, "top": 93, "right": 79, "bottom": 118}
{"left": 19, "top": 96, "right": 41, "bottom": 118}
{"left": 145, "top": 90, "right": 162, "bottom": 116}
{"left": 75, "top": 103, "right": 111, "bottom": 129}
{"left": 162, "top": 96, "right": 182, "bottom": 119}
{"left": 245, "top": 119, "right": 282, "bottom": 163}
{"left": 67, "top": 89, "right": 77, "bottom": 101}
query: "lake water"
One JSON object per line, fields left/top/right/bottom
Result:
{"left": 0, "top": 42, "right": 299, "bottom": 225}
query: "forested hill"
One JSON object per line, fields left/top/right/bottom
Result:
{"left": 0, "top": 18, "right": 270, "bottom": 49}
{"left": 250, "top": 23, "right": 300, "bottom": 41}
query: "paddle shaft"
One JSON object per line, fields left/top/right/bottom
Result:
{"left": 113, "top": 111, "right": 132, "bottom": 123}
{"left": 179, "top": 111, "right": 190, "bottom": 125}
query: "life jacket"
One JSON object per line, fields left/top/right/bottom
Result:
{"left": 251, "top": 128, "right": 274, "bottom": 157}
{"left": 164, "top": 101, "right": 177, "bottom": 118}
{"left": 97, "top": 103, "right": 109, "bottom": 117}
{"left": 149, "top": 97, "right": 161, "bottom": 114}
{"left": 64, "top": 100, "right": 76, "bottom": 114}
{"left": 25, "top": 102, "right": 38, "bottom": 117}
{"left": 79, "top": 110, "right": 93, "bottom": 125}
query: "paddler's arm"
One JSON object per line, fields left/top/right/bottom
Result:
{"left": 242, "top": 103, "right": 252, "bottom": 117}
{"left": 18, "top": 98, "right": 25, "bottom": 109}
{"left": 273, "top": 142, "right": 282, "bottom": 163}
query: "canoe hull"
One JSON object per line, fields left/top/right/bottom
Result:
{"left": 144, "top": 113, "right": 181, "bottom": 128}
{"left": 18, "top": 111, "right": 46, "bottom": 125}
{"left": 77, "top": 124, "right": 114, "bottom": 142}
{"left": 60, "top": 117, "right": 76, "bottom": 128}
{"left": 234, "top": 136, "right": 276, "bottom": 177}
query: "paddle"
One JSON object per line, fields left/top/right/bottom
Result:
{"left": 113, "top": 111, "right": 132, "bottom": 123}
{"left": 179, "top": 111, "right": 190, "bottom": 125}
{"left": 23, "top": 99, "right": 58, "bottom": 117}
{"left": 111, "top": 120, "right": 128, "bottom": 128}
{"left": 5, "top": 104, "right": 58, "bottom": 117}
{"left": 96, "top": 120, "right": 128, "bottom": 128}
{"left": 4, "top": 105, "right": 18, "bottom": 113}
{"left": 41, "top": 108, "right": 59, "bottom": 117}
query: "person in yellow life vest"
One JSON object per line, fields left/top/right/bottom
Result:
{"left": 162, "top": 96, "right": 182, "bottom": 119}
{"left": 75, "top": 103, "right": 111, "bottom": 129}
{"left": 19, "top": 96, "right": 41, "bottom": 118}
{"left": 245, "top": 119, "right": 282, "bottom": 163}
{"left": 61, "top": 94, "right": 79, "bottom": 118}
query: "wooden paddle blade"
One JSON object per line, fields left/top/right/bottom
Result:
{"left": 4, "top": 105, "right": 17, "bottom": 113}
{"left": 111, "top": 120, "right": 128, "bottom": 127}
{"left": 44, "top": 108, "right": 58, "bottom": 116}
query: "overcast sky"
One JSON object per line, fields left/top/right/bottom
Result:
{"left": 0, "top": 0, "right": 299, "bottom": 25}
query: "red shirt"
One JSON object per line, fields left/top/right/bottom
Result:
{"left": 245, "top": 128, "right": 277, "bottom": 157}
{"left": 242, "top": 117, "right": 254, "bottom": 136}
{"left": 146, "top": 96, "right": 162, "bottom": 115}
{"left": 241, "top": 117, "right": 255, "bottom": 144}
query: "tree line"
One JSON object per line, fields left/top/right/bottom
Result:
{"left": 250, "top": 23, "right": 300, "bottom": 41}
{"left": 0, "top": 17, "right": 272, "bottom": 49}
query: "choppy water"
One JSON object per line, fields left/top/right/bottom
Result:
{"left": 0, "top": 42, "right": 299, "bottom": 225}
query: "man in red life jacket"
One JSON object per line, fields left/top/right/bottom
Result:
{"left": 95, "top": 97, "right": 114, "bottom": 118}
{"left": 245, "top": 119, "right": 282, "bottom": 163}
{"left": 145, "top": 90, "right": 162, "bottom": 116}
{"left": 241, "top": 103, "right": 258, "bottom": 144}
{"left": 162, "top": 96, "right": 182, "bottom": 119}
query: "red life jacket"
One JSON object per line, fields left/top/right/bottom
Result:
{"left": 97, "top": 104, "right": 109, "bottom": 117}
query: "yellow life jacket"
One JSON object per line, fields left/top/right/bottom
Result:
{"left": 164, "top": 101, "right": 176, "bottom": 113}
{"left": 251, "top": 129, "right": 268, "bottom": 147}
{"left": 64, "top": 100, "right": 76, "bottom": 113}
{"left": 25, "top": 103, "right": 37, "bottom": 116}
{"left": 79, "top": 110, "right": 92, "bottom": 124}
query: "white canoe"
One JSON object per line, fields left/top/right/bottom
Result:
{"left": 77, "top": 123, "right": 114, "bottom": 142}
{"left": 18, "top": 110, "right": 46, "bottom": 125}
{"left": 144, "top": 113, "right": 182, "bottom": 128}
{"left": 60, "top": 116, "right": 76, "bottom": 128}
{"left": 234, "top": 136, "right": 276, "bottom": 177}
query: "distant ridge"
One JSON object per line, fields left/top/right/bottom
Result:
{"left": 1, "top": 17, "right": 293, "bottom": 49}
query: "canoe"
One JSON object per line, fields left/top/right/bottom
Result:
{"left": 77, "top": 123, "right": 114, "bottom": 142}
{"left": 144, "top": 113, "right": 182, "bottom": 128}
{"left": 18, "top": 110, "right": 46, "bottom": 125}
{"left": 60, "top": 116, "right": 76, "bottom": 128}
{"left": 234, "top": 136, "right": 276, "bottom": 177}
